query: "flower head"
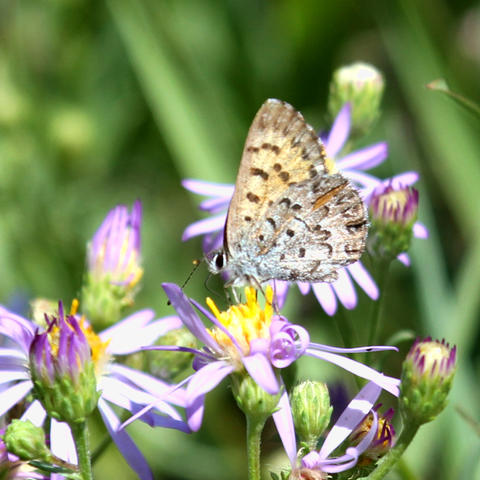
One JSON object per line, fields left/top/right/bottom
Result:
{"left": 126, "top": 285, "right": 400, "bottom": 436}
{"left": 400, "top": 337, "right": 456, "bottom": 425}
{"left": 0, "top": 302, "right": 187, "bottom": 480}
{"left": 29, "top": 302, "right": 99, "bottom": 423}
{"left": 82, "top": 200, "right": 143, "bottom": 327}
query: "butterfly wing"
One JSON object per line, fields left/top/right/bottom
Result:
{"left": 224, "top": 98, "right": 367, "bottom": 284}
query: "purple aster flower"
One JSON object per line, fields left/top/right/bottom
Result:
{"left": 181, "top": 104, "right": 389, "bottom": 314}
{"left": 0, "top": 304, "right": 188, "bottom": 480}
{"left": 288, "top": 381, "right": 383, "bottom": 477}
{"left": 124, "top": 285, "right": 399, "bottom": 436}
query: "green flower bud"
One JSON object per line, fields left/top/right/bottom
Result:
{"left": 290, "top": 381, "right": 332, "bottom": 450}
{"left": 3, "top": 420, "right": 52, "bottom": 462}
{"left": 231, "top": 374, "right": 281, "bottom": 423}
{"left": 400, "top": 338, "right": 456, "bottom": 425}
{"left": 328, "top": 62, "right": 384, "bottom": 138}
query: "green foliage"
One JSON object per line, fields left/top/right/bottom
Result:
{"left": 1, "top": 0, "right": 479, "bottom": 478}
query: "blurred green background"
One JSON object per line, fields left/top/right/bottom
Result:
{"left": 1, "top": 0, "right": 480, "bottom": 478}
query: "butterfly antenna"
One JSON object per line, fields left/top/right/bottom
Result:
{"left": 167, "top": 259, "right": 202, "bottom": 306}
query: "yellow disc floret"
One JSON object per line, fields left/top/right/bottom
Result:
{"left": 206, "top": 287, "right": 274, "bottom": 366}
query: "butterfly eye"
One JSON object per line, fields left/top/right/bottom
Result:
{"left": 215, "top": 253, "right": 225, "bottom": 270}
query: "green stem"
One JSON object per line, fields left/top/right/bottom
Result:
{"left": 246, "top": 415, "right": 266, "bottom": 480}
{"left": 366, "top": 421, "right": 420, "bottom": 480}
{"left": 70, "top": 421, "right": 93, "bottom": 480}
{"left": 367, "top": 259, "right": 392, "bottom": 348}
{"left": 334, "top": 308, "right": 356, "bottom": 349}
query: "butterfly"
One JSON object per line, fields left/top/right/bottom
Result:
{"left": 207, "top": 99, "right": 368, "bottom": 287}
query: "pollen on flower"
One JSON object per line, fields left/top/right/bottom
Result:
{"left": 206, "top": 287, "right": 274, "bottom": 359}
{"left": 79, "top": 318, "right": 111, "bottom": 376}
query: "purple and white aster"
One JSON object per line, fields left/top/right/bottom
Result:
{"left": 0, "top": 304, "right": 188, "bottom": 480}
{"left": 181, "top": 103, "right": 390, "bottom": 315}
{"left": 125, "top": 284, "right": 399, "bottom": 436}
{"left": 287, "top": 381, "right": 383, "bottom": 478}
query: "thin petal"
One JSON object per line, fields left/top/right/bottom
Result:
{"left": 98, "top": 398, "right": 153, "bottom": 480}
{"left": 242, "top": 353, "right": 279, "bottom": 394}
{"left": 297, "top": 282, "right": 311, "bottom": 295}
{"left": 272, "top": 390, "right": 297, "bottom": 466}
{"left": 186, "top": 361, "right": 234, "bottom": 405}
{"left": 345, "top": 171, "right": 382, "bottom": 192}
{"left": 413, "top": 222, "right": 429, "bottom": 239}
{"left": 182, "top": 214, "right": 227, "bottom": 242}
{"left": 309, "top": 343, "right": 397, "bottom": 354}
{"left": 186, "top": 393, "right": 206, "bottom": 432}
{"left": 100, "top": 309, "right": 155, "bottom": 344}
{"left": 305, "top": 349, "right": 400, "bottom": 396}
{"left": 0, "top": 381, "right": 32, "bottom": 416}
{"left": 182, "top": 179, "right": 234, "bottom": 198}
{"left": 337, "top": 142, "right": 388, "bottom": 171}
{"left": 332, "top": 268, "right": 357, "bottom": 309}
{"left": 198, "top": 196, "right": 231, "bottom": 213}
{"left": 347, "top": 262, "right": 379, "bottom": 300}
{"left": 162, "top": 283, "right": 220, "bottom": 352}
{"left": 326, "top": 103, "right": 351, "bottom": 157}
{"left": 319, "top": 382, "right": 381, "bottom": 458}
{"left": 312, "top": 282, "right": 337, "bottom": 316}
{"left": 390, "top": 171, "right": 419, "bottom": 188}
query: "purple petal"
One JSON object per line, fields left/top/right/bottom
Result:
{"left": 337, "top": 142, "right": 388, "bottom": 171}
{"left": 98, "top": 398, "right": 153, "bottom": 480}
{"left": 0, "top": 315, "right": 35, "bottom": 353}
{"left": 272, "top": 280, "right": 290, "bottom": 309}
{"left": 390, "top": 171, "right": 419, "bottom": 188}
{"left": 0, "top": 381, "right": 32, "bottom": 416}
{"left": 186, "top": 361, "right": 234, "bottom": 406}
{"left": 182, "top": 214, "right": 227, "bottom": 242}
{"left": 186, "top": 393, "right": 206, "bottom": 432}
{"left": 345, "top": 170, "right": 383, "bottom": 193}
{"left": 297, "top": 282, "right": 311, "bottom": 295}
{"left": 326, "top": 103, "right": 351, "bottom": 157}
{"left": 242, "top": 353, "right": 279, "bottom": 394}
{"left": 182, "top": 179, "right": 234, "bottom": 198}
{"left": 312, "top": 283, "right": 337, "bottom": 316}
{"left": 305, "top": 349, "right": 400, "bottom": 396}
{"left": 397, "top": 253, "right": 411, "bottom": 266}
{"left": 0, "top": 370, "right": 30, "bottom": 384}
{"left": 162, "top": 283, "right": 220, "bottom": 352}
{"left": 309, "top": 343, "right": 397, "bottom": 354}
{"left": 100, "top": 309, "right": 155, "bottom": 344}
{"left": 413, "top": 222, "right": 429, "bottom": 239}
{"left": 198, "top": 196, "right": 231, "bottom": 213}
{"left": 272, "top": 390, "right": 297, "bottom": 466}
{"left": 347, "top": 262, "right": 379, "bottom": 300}
{"left": 332, "top": 268, "right": 357, "bottom": 309}
{"left": 319, "top": 382, "right": 381, "bottom": 458}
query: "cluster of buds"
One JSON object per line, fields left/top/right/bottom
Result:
{"left": 368, "top": 184, "right": 419, "bottom": 260}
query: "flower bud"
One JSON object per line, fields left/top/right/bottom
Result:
{"left": 348, "top": 405, "right": 395, "bottom": 469}
{"left": 82, "top": 200, "right": 143, "bottom": 328}
{"left": 231, "top": 373, "right": 281, "bottom": 423}
{"left": 3, "top": 420, "right": 52, "bottom": 462}
{"left": 328, "top": 62, "right": 384, "bottom": 138}
{"left": 29, "top": 302, "right": 99, "bottom": 424}
{"left": 368, "top": 183, "right": 419, "bottom": 260}
{"left": 400, "top": 338, "right": 456, "bottom": 425}
{"left": 290, "top": 381, "right": 332, "bottom": 450}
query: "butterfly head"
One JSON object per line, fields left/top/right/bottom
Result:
{"left": 206, "top": 249, "right": 228, "bottom": 275}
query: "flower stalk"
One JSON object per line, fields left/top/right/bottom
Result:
{"left": 246, "top": 414, "right": 265, "bottom": 480}
{"left": 70, "top": 420, "right": 93, "bottom": 480}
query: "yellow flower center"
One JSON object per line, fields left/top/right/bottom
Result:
{"left": 377, "top": 189, "right": 409, "bottom": 214}
{"left": 206, "top": 287, "right": 274, "bottom": 366}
